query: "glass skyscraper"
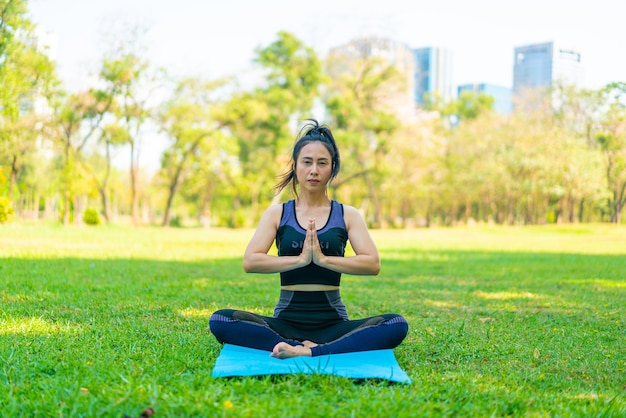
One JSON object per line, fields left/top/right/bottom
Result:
{"left": 513, "top": 41, "right": 583, "bottom": 97}
{"left": 413, "top": 47, "right": 454, "bottom": 107}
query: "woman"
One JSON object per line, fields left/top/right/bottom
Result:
{"left": 209, "top": 120, "right": 408, "bottom": 359}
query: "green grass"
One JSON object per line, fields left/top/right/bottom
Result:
{"left": 1, "top": 223, "right": 625, "bottom": 417}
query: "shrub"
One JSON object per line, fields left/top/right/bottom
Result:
{"left": 0, "top": 196, "right": 14, "bottom": 224}
{"left": 169, "top": 215, "right": 182, "bottom": 228}
{"left": 82, "top": 208, "right": 101, "bottom": 226}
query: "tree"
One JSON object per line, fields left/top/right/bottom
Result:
{"left": 98, "top": 26, "right": 157, "bottom": 226}
{"left": 324, "top": 49, "right": 405, "bottom": 226}
{"left": 596, "top": 82, "right": 626, "bottom": 223}
{"left": 156, "top": 77, "right": 224, "bottom": 227}
{"left": 551, "top": 83, "right": 607, "bottom": 222}
{"left": 434, "top": 89, "right": 495, "bottom": 126}
{"left": 54, "top": 89, "right": 112, "bottom": 224}
{"left": 0, "top": 0, "right": 58, "bottom": 204}
{"left": 92, "top": 123, "right": 129, "bottom": 222}
{"left": 217, "top": 31, "right": 322, "bottom": 223}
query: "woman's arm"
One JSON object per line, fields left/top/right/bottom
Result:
{"left": 242, "top": 204, "right": 310, "bottom": 273}
{"left": 311, "top": 205, "right": 380, "bottom": 275}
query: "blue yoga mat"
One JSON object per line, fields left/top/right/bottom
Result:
{"left": 212, "top": 344, "right": 411, "bottom": 384}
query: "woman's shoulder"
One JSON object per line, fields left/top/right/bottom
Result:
{"left": 338, "top": 203, "right": 358, "bottom": 215}
{"left": 256, "top": 203, "right": 286, "bottom": 231}
{"left": 337, "top": 203, "right": 365, "bottom": 225}
{"left": 263, "top": 202, "right": 285, "bottom": 217}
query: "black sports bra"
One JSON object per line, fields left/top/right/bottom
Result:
{"left": 275, "top": 200, "right": 348, "bottom": 286}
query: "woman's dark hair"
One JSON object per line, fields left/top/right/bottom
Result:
{"left": 274, "top": 119, "right": 341, "bottom": 196}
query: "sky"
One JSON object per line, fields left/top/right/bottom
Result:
{"left": 28, "top": 0, "right": 626, "bottom": 93}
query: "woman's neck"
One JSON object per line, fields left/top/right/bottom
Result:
{"left": 296, "top": 192, "right": 330, "bottom": 208}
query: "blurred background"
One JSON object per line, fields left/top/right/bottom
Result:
{"left": 1, "top": 0, "right": 625, "bottom": 228}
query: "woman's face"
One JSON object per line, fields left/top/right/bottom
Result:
{"left": 295, "top": 141, "right": 333, "bottom": 191}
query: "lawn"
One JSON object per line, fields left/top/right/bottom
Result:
{"left": 1, "top": 223, "right": 624, "bottom": 417}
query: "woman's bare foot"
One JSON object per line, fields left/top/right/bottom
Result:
{"left": 270, "top": 342, "right": 312, "bottom": 359}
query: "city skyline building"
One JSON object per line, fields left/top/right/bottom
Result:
{"left": 413, "top": 47, "right": 454, "bottom": 107}
{"left": 513, "top": 41, "right": 584, "bottom": 99}
{"left": 327, "top": 38, "right": 585, "bottom": 117}
{"left": 457, "top": 83, "right": 512, "bottom": 115}
{"left": 327, "top": 37, "right": 417, "bottom": 121}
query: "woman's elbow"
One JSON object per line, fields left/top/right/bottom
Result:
{"left": 369, "top": 257, "right": 381, "bottom": 275}
{"left": 373, "top": 261, "right": 381, "bottom": 275}
{"left": 242, "top": 257, "right": 253, "bottom": 273}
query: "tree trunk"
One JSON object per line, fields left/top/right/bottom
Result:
{"left": 99, "top": 141, "right": 113, "bottom": 222}
{"left": 363, "top": 171, "right": 382, "bottom": 228}
{"left": 615, "top": 182, "right": 626, "bottom": 224}
{"left": 162, "top": 181, "right": 179, "bottom": 227}
{"left": 32, "top": 192, "right": 40, "bottom": 220}
{"left": 99, "top": 189, "right": 111, "bottom": 223}
{"left": 611, "top": 199, "right": 623, "bottom": 223}
{"left": 578, "top": 198, "right": 585, "bottom": 223}
{"left": 200, "top": 181, "right": 216, "bottom": 228}
{"left": 63, "top": 191, "right": 71, "bottom": 225}
{"left": 130, "top": 142, "right": 140, "bottom": 226}
{"left": 9, "top": 155, "right": 18, "bottom": 199}
{"left": 62, "top": 145, "right": 72, "bottom": 225}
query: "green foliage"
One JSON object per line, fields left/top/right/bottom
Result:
{"left": 204, "top": 31, "right": 324, "bottom": 219}
{"left": 255, "top": 30, "right": 322, "bottom": 110}
{"left": 0, "top": 0, "right": 57, "bottom": 120}
{"left": 0, "top": 224, "right": 624, "bottom": 416}
{"left": 595, "top": 82, "right": 626, "bottom": 222}
{"left": 0, "top": 196, "right": 15, "bottom": 223}
{"left": 0, "top": 0, "right": 59, "bottom": 206}
{"left": 446, "top": 90, "right": 495, "bottom": 120}
{"left": 82, "top": 208, "right": 101, "bottom": 225}
{"left": 168, "top": 214, "right": 182, "bottom": 227}
{"left": 323, "top": 48, "right": 406, "bottom": 226}
{"left": 2, "top": 20, "right": 626, "bottom": 227}
{"left": 156, "top": 77, "right": 225, "bottom": 227}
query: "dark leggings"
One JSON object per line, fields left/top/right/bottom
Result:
{"left": 209, "top": 309, "right": 408, "bottom": 357}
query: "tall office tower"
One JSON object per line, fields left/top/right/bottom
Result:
{"left": 327, "top": 37, "right": 416, "bottom": 121}
{"left": 513, "top": 41, "right": 583, "bottom": 100}
{"left": 413, "top": 47, "right": 454, "bottom": 107}
{"left": 457, "top": 83, "right": 512, "bottom": 115}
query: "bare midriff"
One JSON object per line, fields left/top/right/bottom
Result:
{"left": 280, "top": 284, "right": 340, "bottom": 291}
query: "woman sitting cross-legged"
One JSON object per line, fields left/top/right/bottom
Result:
{"left": 209, "top": 119, "right": 408, "bottom": 359}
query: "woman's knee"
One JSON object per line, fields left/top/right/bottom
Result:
{"left": 209, "top": 309, "right": 236, "bottom": 338}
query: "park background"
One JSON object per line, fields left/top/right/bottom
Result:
{"left": 1, "top": 0, "right": 626, "bottom": 227}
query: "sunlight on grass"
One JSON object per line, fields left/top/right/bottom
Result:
{"left": 178, "top": 306, "right": 271, "bottom": 319}
{"left": 563, "top": 279, "right": 626, "bottom": 289}
{"left": 571, "top": 393, "right": 599, "bottom": 401}
{"left": 0, "top": 317, "right": 79, "bottom": 336}
{"left": 425, "top": 300, "right": 461, "bottom": 308}
{"left": 1, "top": 292, "right": 34, "bottom": 302}
{"left": 178, "top": 307, "right": 212, "bottom": 318}
{"left": 191, "top": 278, "right": 212, "bottom": 288}
{"left": 473, "top": 290, "right": 541, "bottom": 300}
{"left": 384, "top": 252, "right": 453, "bottom": 262}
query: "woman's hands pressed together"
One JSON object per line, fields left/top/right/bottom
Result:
{"left": 299, "top": 219, "right": 327, "bottom": 268}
